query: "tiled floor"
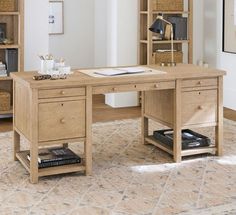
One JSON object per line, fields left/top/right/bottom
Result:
{"left": 0, "top": 119, "right": 236, "bottom": 215}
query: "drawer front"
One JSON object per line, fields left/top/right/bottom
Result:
{"left": 39, "top": 100, "right": 85, "bottom": 142}
{"left": 93, "top": 81, "right": 175, "bottom": 94}
{"left": 182, "top": 78, "right": 217, "bottom": 88}
{"left": 181, "top": 90, "right": 217, "bottom": 126}
{"left": 39, "top": 87, "right": 85, "bottom": 99}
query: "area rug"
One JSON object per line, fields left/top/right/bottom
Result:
{"left": 0, "top": 118, "right": 236, "bottom": 215}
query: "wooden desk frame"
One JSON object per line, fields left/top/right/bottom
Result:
{"left": 11, "top": 65, "right": 225, "bottom": 183}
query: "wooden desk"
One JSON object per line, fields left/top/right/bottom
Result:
{"left": 11, "top": 64, "right": 226, "bottom": 183}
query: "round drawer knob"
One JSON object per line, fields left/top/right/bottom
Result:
{"left": 61, "top": 91, "right": 65, "bottom": 95}
{"left": 112, "top": 87, "right": 116, "bottom": 91}
{"left": 198, "top": 105, "right": 203, "bottom": 110}
{"left": 154, "top": 84, "right": 159, "bottom": 88}
{"left": 198, "top": 81, "right": 202, "bottom": 85}
{"left": 60, "top": 118, "right": 66, "bottom": 124}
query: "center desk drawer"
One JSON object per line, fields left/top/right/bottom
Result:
{"left": 181, "top": 89, "right": 217, "bottom": 126}
{"left": 38, "top": 100, "right": 85, "bottom": 142}
{"left": 93, "top": 81, "right": 175, "bottom": 94}
{"left": 39, "top": 87, "right": 85, "bottom": 99}
{"left": 182, "top": 78, "right": 217, "bottom": 88}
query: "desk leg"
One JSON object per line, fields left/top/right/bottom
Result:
{"left": 13, "top": 130, "right": 20, "bottom": 161}
{"left": 85, "top": 86, "right": 92, "bottom": 175}
{"left": 216, "top": 77, "right": 223, "bottom": 156}
{"left": 173, "top": 80, "right": 182, "bottom": 163}
{"left": 30, "top": 89, "right": 39, "bottom": 184}
{"left": 30, "top": 141, "right": 38, "bottom": 184}
{"left": 141, "top": 91, "right": 148, "bottom": 145}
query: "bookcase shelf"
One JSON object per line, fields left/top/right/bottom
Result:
{"left": 139, "top": 0, "right": 193, "bottom": 65}
{"left": 0, "top": 0, "right": 24, "bottom": 116}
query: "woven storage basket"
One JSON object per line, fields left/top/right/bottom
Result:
{"left": 0, "top": 0, "right": 15, "bottom": 12}
{"left": 153, "top": 51, "right": 183, "bottom": 64}
{"left": 0, "top": 90, "right": 10, "bottom": 111}
{"left": 153, "top": 0, "right": 183, "bottom": 11}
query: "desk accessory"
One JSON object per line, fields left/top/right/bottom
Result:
{"left": 27, "top": 147, "right": 81, "bottom": 169}
{"left": 149, "top": 14, "right": 176, "bottom": 67}
{"left": 38, "top": 55, "right": 72, "bottom": 77}
{"left": 153, "top": 129, "right": 211, "bottom": 150}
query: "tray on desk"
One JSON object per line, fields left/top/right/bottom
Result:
{"left": 153, "top": 129, "right": 211, "bottom": 150}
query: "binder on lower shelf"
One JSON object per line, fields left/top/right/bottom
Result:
{"left": 27, "top": 147, "right": 81, "bottom": 169}
{"left": 153, "top": 129, "right": 211, "bottom": 150}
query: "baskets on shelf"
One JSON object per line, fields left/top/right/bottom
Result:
{"left": 152, "top": 51, "right": 183, "bottom": 64}
{"left": 0, "top": 0, "right": 15, "bottom": 12}
{"left": 0, "top": 90, "right": 10, "bottom": 111}
{"left": 153, "top": 0, "right": 183, "bottom": 11}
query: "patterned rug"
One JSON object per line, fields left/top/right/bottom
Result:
{"left": 0, "top": 118, "right": 236, "bottom": 215}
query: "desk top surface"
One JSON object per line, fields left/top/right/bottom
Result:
{"left": 11, "top": 64, "right": 226, "bottom": 89}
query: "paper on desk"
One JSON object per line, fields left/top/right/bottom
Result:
{"left": 94, "top": 69, "right": 128, "bottom": 76}
{"left": 117, "top": 66, "right": 152, "bottom": 73}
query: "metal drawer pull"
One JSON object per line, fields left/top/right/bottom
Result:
{"left": 60, "top": 118, "right": 66, "bottom": 124}
{"left": 60, "top": 91, "right": 65, "bottom": 95}
{"left": 198, "top": 81, "right": 202, "bottom": 85}
{"left": 198, "top": 105, "right": 204, "bottom": 110}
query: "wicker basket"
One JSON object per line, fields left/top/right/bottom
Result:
{"left": 152, "top": 51, "right": 183, "bottom": 64}
{"left": 0, "top": 0, "right": 15, "bottom": 12}
{"left": 0, "top": 90, "right": 10, "bottom": 111}
{"left": 153, "top": 0, "right": 183, "bottom": 11}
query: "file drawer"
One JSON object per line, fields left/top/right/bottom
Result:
{"left": 38, "top": 100, "right": 85, "bottom": 142}
{"left": 181, "top": 89, "right": 217, "bottom": 126}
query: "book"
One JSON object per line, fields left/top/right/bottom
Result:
{"left": 94, "top": 67, "right": 152, "bottom": 76}
{"left": 27, "top": 147, "right": 81, "bottom": 168}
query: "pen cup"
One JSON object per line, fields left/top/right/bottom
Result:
{"left": 40, "top": 60, "right": 54, "bottom": 74}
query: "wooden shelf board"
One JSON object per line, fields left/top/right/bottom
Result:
{"left": 0, "top": 107, "right": 13, "bottom": 115}
{"left": 140, "top": 11, "right": 148, "bottom": 14}
{"left": 152, "top": 11, "right": 190, "bottom": 15}
{"left": 140, "top": 40, "right": 148, "bottom": 44}
{"left": 0, "top": 12, "right": 20, "bottom": 15}
{"left": 16, "top": 150, "right": 86, "bottom": 177}
{"left": 0, "top": 45, "right": 20, "bottom": 49}
{"left": 145, "top": 136, "right": 173, "bottom": 155}
{"left": 0, "top": 76, "right": 12, "bottom": 81}
{"left": 181, "top": 146, "right": 216, "bottom": 156}
{"left": 153, "top": 40, "right": 189, "bottom": 44}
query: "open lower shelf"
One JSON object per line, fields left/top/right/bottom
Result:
{"left": 145, "top": 135, "right": 216, "bottom": 157}
{"left": 16, "top": 151, "right": 86, "bottom": 177}
{"left": 0, "top": 76, "right": 12, "bottom": 81}
{"left": 0, "top": 107, "right": 13, "bottom": 115}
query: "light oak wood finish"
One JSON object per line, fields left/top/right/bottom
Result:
{"left": 11, "top": 64, "right": 226, "bottom": 183}
{"left": 224, "top": 107, "right": 236, "bottom": 121}
{"left": 139, "top": 0, "right": 193, "bottom": 65}
{"left": 0, "top": 0, "right": 24, "bottom": 116}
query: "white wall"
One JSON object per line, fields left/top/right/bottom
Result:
{"left": 24, "top": 0, "right": 49, "bottom": 71}
{"left": 49, "top": 0, "right": 95, "bottom": 69}
{"left": 94, "top": 0, "right": 108, "bottom": 67}
{"left": 104, "top": 0, "right": 139, "bottom": 108}
{"left": 203, "top": 1, "right": 236, "bottom": 110}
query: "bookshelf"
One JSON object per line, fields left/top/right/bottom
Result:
{"left": 0, "top": 0, "right": 24, "bottom": 116}
{"left": 139, "top": 0, "right": 193, "bottom": 65}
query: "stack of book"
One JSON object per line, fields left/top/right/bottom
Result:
{"left": 0, "top": 62, "right": 7, "bottom": 77}
{"left": 27, "top": 147, "right": 81, "bottom": 169}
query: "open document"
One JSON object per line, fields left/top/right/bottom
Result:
{"left": 94, "top": 66, "right": 152, "bottom": 76}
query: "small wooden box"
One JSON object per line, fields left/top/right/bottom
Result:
{"left": 153, "top": 0, "right": 183, "bottom": 11}
{"left": 153, "top": 51, "right": 183, "bottom": 64}
{"left": 0, "top": 90, "right": 10, "bottom": 111}
{"left": 0, "top": 0, "right": 15, "bottom": 12}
